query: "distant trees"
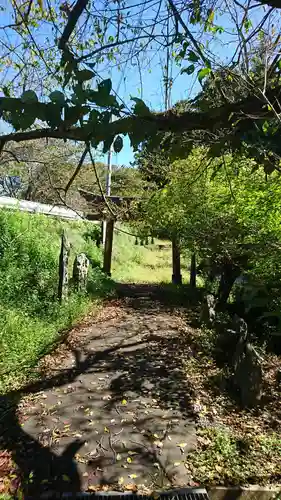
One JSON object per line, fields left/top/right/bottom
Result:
{"left": 134, "top": 147, "right": 281, "bottom": 335}
{"left": 0, "top": 140, "right": 144, "bottom": 208}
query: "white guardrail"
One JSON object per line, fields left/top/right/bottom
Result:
{"left": 0, "top": 195, "right": 85, "bottom": 221}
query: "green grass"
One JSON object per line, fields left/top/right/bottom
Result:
{"left": 187, "top": 427, "right": 281, "bottom": 485}
{"left": 0, "top": 210, "right": 113, "bottom": 393}
{"left": 112, "top": 228, "right": 191, "bottom": 283}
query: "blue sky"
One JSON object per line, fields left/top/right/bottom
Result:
{"left": 0, "top": 1, "right": 269, "bottom": 167}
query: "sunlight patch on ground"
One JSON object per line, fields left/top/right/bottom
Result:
{"left": 111, "top": 230, "right": 190, "bottom": 284}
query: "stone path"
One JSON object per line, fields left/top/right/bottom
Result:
{"left": 1, "top": 286, "right": 199, "bottom": 496}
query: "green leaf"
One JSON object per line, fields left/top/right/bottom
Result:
{"left": 243, "top": 18, "right": 252, "bottom": 32}
{"left": 73, "top": 84, "right": 87, "bottom": 104}
{"left": 181, "top": 64, "right": 195, "bottom": 75}
{"left": 89, "top": 109, "right": 99, "bottom": 124}
{"left": 49, "top": 91, "right": 65, "bottom": 104}
{"left": 17, "top": 112, "right": 36, "bottom": 130}
{"left": 98, "top": 78, "right": 112, "bottom": 95}
{"left": 87, "top": 90, "right": 117, "bottom": 107}
{"left": 188, "top": 51, "right": 199, "bottom": 63}
{"left": 2, "top": 86, "right": 11, "bottom": 97}
{"left": 278, "top": 60, "right": 281, "bottom": 70}
{"left": 45, "top": 102, "right": 62, "bottom": 128}
{"left": 113, "top": 135, "right": 123, "bottom": 153}
{"left": 131, "top": 97, "right": 150, "bottom": 116}
{"left": 76, "top": 69, "right": 94, "bottom": 82}
{"left": 21, "top": 90, "right": 38, "bottom": 103}
{"left": 0, "top": 97, "right": 22, "bottom": 112}
{"left": 207, "top": 9, "right": 214, "bottom": 24}
{"left": 198, "top": 67, "right": 211, "bottom": 83}
{"left": 65, "top": 105, "right": 84, "bottom": 125}
{"left": 262, "top": 120, "right": 269, "bottom": 134}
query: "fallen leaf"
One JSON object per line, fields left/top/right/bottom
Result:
{"left": 88, "top": 485, "right": 98, "bottom": 491}
{"left": 116, "top": 453, "right": 122, "bottom": 461}
{"left": 127, "top": 457, "right": 132, "bottom": 463}
{"left": 125, "top": 483, "right": 138, "bottom": 492}
{"left": 104, "top": 426, "right": 109, "bottom": 433}
{"left": 177, "top": 442, "right": 187, "bottom": 448}
{"left": 62, "top": 474, "right": 70, "bottom": 482}
{"left": 128, "top": 473, "right": 138, "bottom": 479}
{"left": 121, "top": 399, "right": 127, "bottom": 406}
{"left": 173, "top": 462, "right": 181, "bottom": 467}
{"left": 118, "top": 477, "right": 124, "bottom": 485}
{"left": 153, "top": 440, "right": 163, "bottom": 448}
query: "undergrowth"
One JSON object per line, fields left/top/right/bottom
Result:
{"left": 187, "top": 427, "right": 281, "bottom": 485}
{"left": 0, "top": 210, "right": 113, "bottom": 392}
{"left": 183, "top": 325, "right": 281, "bottom": 486}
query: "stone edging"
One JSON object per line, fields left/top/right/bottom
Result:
{"left": 208, "top": 486, "right": 281, "bottom": 500}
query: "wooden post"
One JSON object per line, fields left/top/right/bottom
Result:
{"left": 58, "top": 230, "right": 69, "bottom": 302}
{"left": 103, "top": 219, "right": 114, "bottom": 276}
{"left": 172, "top": 237, "right": 182, "bottom": 285}
{"left": 190, "top": 252, "right": 196, "bottom": 288}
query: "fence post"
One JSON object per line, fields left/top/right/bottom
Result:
{"left": 172, "top": 237, "right": 182, "bottom": 285}
{"left": 58, "top": 230, "right": 69, "bottom": 302}
{"left": 103, "top": 219, "right": 114, "bottom": 276}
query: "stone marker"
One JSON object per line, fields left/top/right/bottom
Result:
{"left": 232, "top": 316, "right": 263, "bottom": 408}
{"left": 200, "top": 294, "right": 216, "bottom": 326}
{"left": 58, "top": 230, "right": 70, "bottom": 302}
{"left": 73, "top": 253, "right": 89, "bottom": 291}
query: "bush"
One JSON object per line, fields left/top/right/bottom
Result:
{"left": 0, "top": 210, "right": 112, "bottom": 392}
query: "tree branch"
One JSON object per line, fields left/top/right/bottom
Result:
{"left": 58, "top": 0, "right": 89, "bottom": 50}
{"left": 64, "top": 145, "right": 88, "bottom": 194}
{"left": 77, "top": 35, "right": 152, "bottom": 62}
{"left": 0, "top": 87, "right": 279, "bottom": 148}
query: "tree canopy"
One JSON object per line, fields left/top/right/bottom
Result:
{"left": 1, "top": 0, "right": 281, "bottom": 174}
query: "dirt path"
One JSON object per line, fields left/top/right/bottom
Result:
{"left": 1, "top": 285, "right": 201, "bottom": 496}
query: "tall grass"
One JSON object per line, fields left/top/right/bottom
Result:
{"left": 111, "top": 228, "right": 190, "bottom": 283}
{"left": 0, "top": 210, "right": 112, "bottom": 392}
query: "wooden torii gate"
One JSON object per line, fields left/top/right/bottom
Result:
{"left": 80, "top": 189, "right": 138, "bottom": 277}
{"left": 80, "top": 189, "right": 182, "bottom": 284}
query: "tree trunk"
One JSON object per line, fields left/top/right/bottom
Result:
{"left": 103, "top": 219, "right": 114, "bottom": 276}
{"left": 172, "top": 237, "right": 182, "bottom": 285}
{"left": 217, "top": 263, "right": 240, "bottom": 307}
{"left": 190, "top": 252, "right": 196, "bottom": 288}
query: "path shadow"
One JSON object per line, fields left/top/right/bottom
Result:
{"left": 116, "top": 282, "right": 203, "bottom": 327}
{"left": 0, "top": 337, "right": 150, "bottom": 497}
{"left": 0, "top": 284, "right": 199, "bottom": 497}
